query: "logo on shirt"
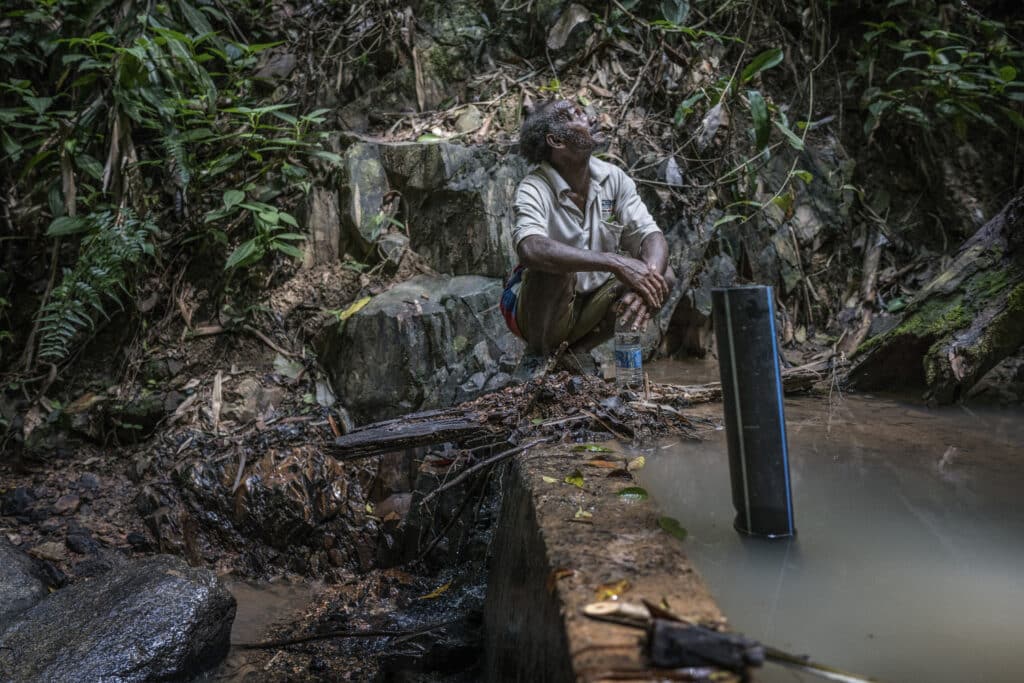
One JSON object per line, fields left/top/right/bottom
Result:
{"left": 600, "top": 199, "right": 616, "bottom": 219}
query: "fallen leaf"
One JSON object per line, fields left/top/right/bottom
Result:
{"left": 575, "top": 506, "right": 593, "bottom": 519}
{"left": 658, "top": 516, "right": 688, "bottom": 541}
{"left": 595, "top": 579, "right": 630, "bottom": 601}
{"left": 546, "top": 567, "right": 575, "bottom": 593}
{"left": 606, "top": 468, "right": 632, "bottom": 479}
{"left": 365, "top": 502, "right": 374, "bottom": 514}
{"left": 337, "top": 296, "right": 371, "bottom": 321}
{"left": 585, "top": 459, "right": 619, "bottom": 469}
{"left": 627, "top": 456, "right": 646, "bottom": 471}
{"left": 417, "top": 582, "right": 451, "bottom": 600}
{"left": 273, "top": 354, "right": 304, "bottom": 380}
{"left": 617, "top": 486, "right": 649, "bottom": 502}
{"left": 541, "top": 476, "right": 558, "bottom": 484}
{"left": 572, "top": 443, "right": 613, "bottom": 453}
{"left": 564, "top": 469, "right": 585, "bottom": 488}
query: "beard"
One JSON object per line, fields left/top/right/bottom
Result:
{"left": 560, "top": 126, "right": 606, "bottom": 153}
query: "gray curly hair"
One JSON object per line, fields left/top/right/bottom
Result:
{"left": 518, "top": 100, "right": 572, "bottom": 164}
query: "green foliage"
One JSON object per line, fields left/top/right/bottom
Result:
{"left": 37, "top": 210, "right": 156, "bottom": 363}
{"left": 854, "top": 9, "right": 1024, "bottom": 139}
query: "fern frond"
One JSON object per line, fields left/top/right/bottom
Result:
{"left": 36, "top": 209, "right": 156, "bottom": 364}
{"left": 162, "top": 128, "right": 192, "bottom": 188}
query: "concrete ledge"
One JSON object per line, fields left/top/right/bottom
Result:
{"left": 484, "top": 444, "right": 732, "bottom": 682}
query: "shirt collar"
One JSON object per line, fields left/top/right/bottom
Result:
{"left": 538, "top": 157, "right": 611, "bottom": 198}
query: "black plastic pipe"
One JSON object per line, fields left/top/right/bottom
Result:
{"left": 711, "top": 285, "right": 795, "bottom": 538}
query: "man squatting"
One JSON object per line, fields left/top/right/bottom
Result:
{"left": 500, "top": 99, "right": 676, "bottom": 366}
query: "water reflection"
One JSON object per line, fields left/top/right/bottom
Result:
{"left": 635, "top": 393, "right": 1024, "bottom": 683}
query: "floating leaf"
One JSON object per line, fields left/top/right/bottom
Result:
{"left": 572, "top": 443, "right": 613, "bottom": 453}
{"left": 542, "top": 476, "right": 558, "bottom": 484}
{"left": 564, "top": 470, "right": 585, "bottom": 488}
{"left": 585, "top": 459, "right": 619, "bottom": 469}
{"left": 337, "top": 296, "right": 371, "bottom": 321}
{"left": 575, "top": 506, "right": 593, "bottom": 519}
{"left": 618, "top": 486, "right": 649, "bottom": 502}
{"left": 659, "top": 516, "right": 688, "bottom": 541}
{"left": 595, "top": 579, "right": 630, "bottom": 601}
{"left": 627, "top": 456, "right": 645, "bottom": 471}
{"left": 417, "top": 582, "right": 451, "bottom": 600}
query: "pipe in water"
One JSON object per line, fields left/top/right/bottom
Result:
{"left": 711, "top": 285, "right": 795, "bottom": 538}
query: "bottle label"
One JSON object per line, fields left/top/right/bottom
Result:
{"left": 614, "top": 347, "right": 642, "bottom": 369}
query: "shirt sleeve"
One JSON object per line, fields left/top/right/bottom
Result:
{"left": 614, "top": 170, "right": 662, "bottom": 257}
{"left": 511, "top": 179, "right": 550, "bottom": 249}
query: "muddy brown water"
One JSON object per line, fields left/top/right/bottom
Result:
{"left": 195, "top": 579, "right": 319, "bottom": 681}
{"left": 634, "top": 361, "right": 1024, "bottom": 683}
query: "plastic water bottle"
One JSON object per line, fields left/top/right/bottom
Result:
{"left": 614, "top": 316, "right": 643, "bottom": 389}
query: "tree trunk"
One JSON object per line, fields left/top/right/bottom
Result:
{"left": 848, "top": 188, "right": 1024, "bottom": 403}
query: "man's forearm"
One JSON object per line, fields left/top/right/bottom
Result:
{"left": 640, "top": 232, "right": 668, "bottom": 275}
{"left": 517, "top": 235, "right": 624, "bottom": 276}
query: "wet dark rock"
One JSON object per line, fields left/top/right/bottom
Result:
{"left": 318, "top": 275, "right": 523, "bottom": 422}
{"left": 135, "top": 484, "right": 162, "bottom": 516}
{"left": 0, "top": 555, "right": 235, "bottom": 682}
{"left": 126, "top": 531, "right": 151, "bottom": 551}
{"left": 66, "top": 532, "right": 100, "bottom": 555}
{"left": 72, "top": 549, "right": 127, "bottom": 578}
{"left": 1, "top": 486, "right": 36, "bottom": 516}
{"left": 77, "top": 472, "right": 100, "bottom": 490}
{"left": 0, "top": 537, "right": 50, "bottom": 624}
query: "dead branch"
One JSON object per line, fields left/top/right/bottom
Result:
{"left": 418, "top": 437, "right": 554, "bottom": 508}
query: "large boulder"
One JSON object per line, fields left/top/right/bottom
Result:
{"left": 341, "top": 142, "right": 527, "bottom": 278}
{"left": 318, "top": 275, "right": 523, "bottom": 422}
{"left": 0, "top": 555, "right": 235, "bottom": 682}
{"left": 0, "top": 537, "right": 49, "bottom": 624}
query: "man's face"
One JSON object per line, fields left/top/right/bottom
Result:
{"left": 550, "top": 100, "right": 606, "bottom": 153}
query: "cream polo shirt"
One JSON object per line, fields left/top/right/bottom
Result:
{"left": 512, "top": 157, "right": 662, "bottom": 294}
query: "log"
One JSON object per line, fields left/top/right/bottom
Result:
{"left": 329, "top": 408, "right": 489, "bottom": 460}
{"left": 849, "top": 188, "right": 1024, "bottom": 403}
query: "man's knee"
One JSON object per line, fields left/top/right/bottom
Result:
{"left": 517, "top": 270, "right": 576, "bottom": 354}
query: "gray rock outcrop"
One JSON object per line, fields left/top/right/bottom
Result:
{"left": 0, "top": 555, "right": 235, "bottom": 682}
{"left": 0, "top": 537, "right": 49, "bottom": 624}
{"left": 318, "top": 274, "right": 523, "bottom": 422}
{"left": 340, "top": 142, "right": 527, "bottom": 278}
